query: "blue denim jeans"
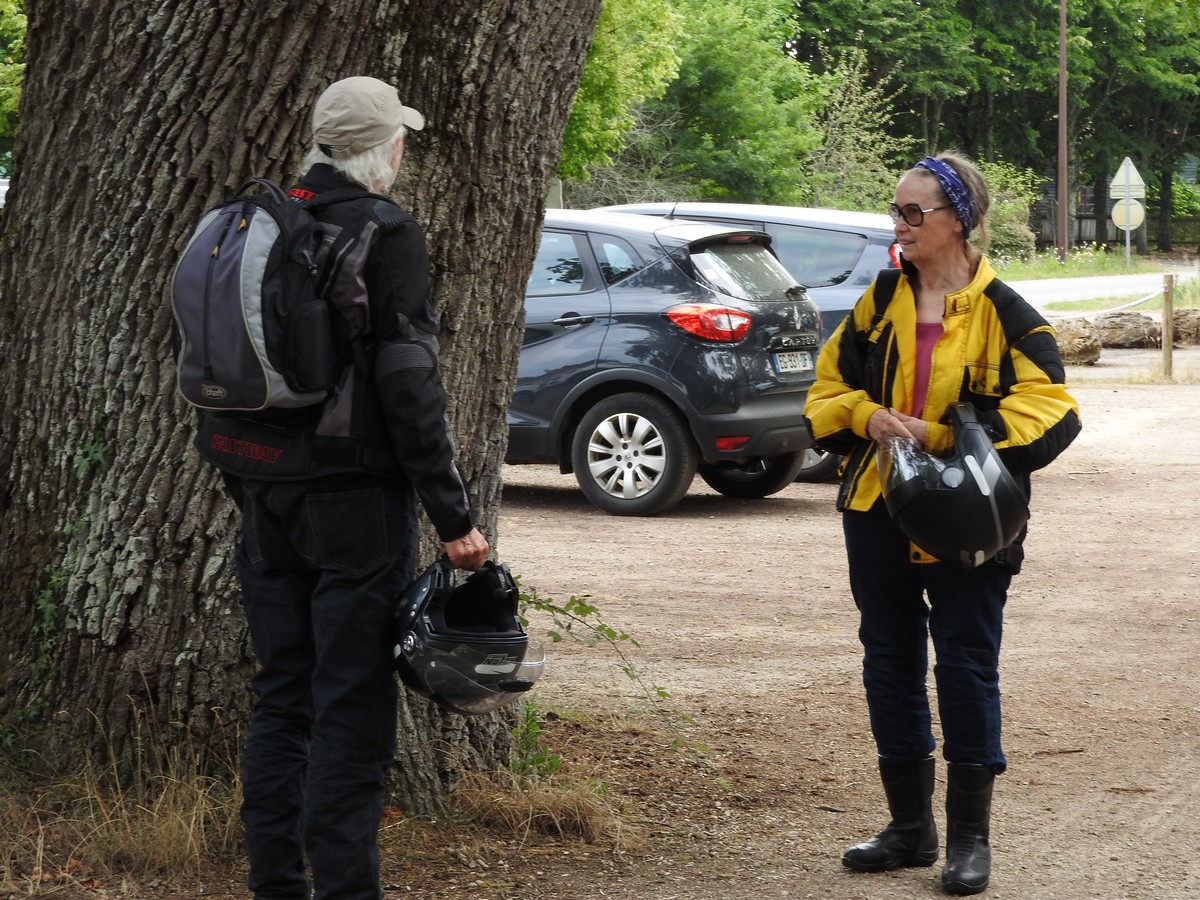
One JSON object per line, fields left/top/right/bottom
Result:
{"left": 843, "top": 502, "right": 1012, "bottom": 774}
{"left": 229, "top": 474, "right": 418, "bottom": 900}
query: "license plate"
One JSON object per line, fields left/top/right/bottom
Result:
{"left": 773, "top": 350, "right": 813, "bottom": 373}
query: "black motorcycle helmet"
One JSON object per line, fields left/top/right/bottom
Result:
{"left": 878, "top": 402, "right": 1029, "bottom": 568}
{"left": 392, "top": 557, "right": 544, "bottom": 716}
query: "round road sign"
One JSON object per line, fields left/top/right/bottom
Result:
{"left": 1111, "top": 198, "right": 1145, "bottom": 232}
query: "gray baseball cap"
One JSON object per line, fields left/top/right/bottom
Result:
{"left": 312, "top": 76, "right": 425, "bottom": 158}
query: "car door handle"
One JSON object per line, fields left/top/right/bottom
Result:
{"left": 553, "top": 313, "right": 596, "bottom": 326}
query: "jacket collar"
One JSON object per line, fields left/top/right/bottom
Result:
{"left": 293, "top": 163, "right": 363, "bottom": 193}
{"left": 899, "top": 254, "right": 997, "bottom": 316}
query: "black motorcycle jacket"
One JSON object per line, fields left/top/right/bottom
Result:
{"left": 196, "top": 165, "right": 474, "bottom": 543}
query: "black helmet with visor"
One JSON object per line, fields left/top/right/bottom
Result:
{"left": 878, "top": 402, "right": 1029, "bottom": 568}
{"left": 392, "top": 557, "right": 544, "bottom": 715}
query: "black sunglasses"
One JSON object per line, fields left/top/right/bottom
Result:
{"left": 888, "top": 202, "right": 952, "bottom": 227}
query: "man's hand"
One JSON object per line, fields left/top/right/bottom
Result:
{"left": 443, "top": 527, "right": 490, "bottom": 570}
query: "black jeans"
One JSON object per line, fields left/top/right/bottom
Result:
{"left": 843, "top": 502, "right": 1012, "bottom": 774}
{"left": 230, "top": 474, "right": 418, "bottom": 900}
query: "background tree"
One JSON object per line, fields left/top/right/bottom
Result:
{"left": 0, "top": 0, "right": 22, "bottom": 173}
{"left": 790, "top": 0, "right": 988, "bottom": 157}
{"left": 569, "top": 0, "right": 825, "bottom": 206}
{"left": 557, "top": 0, "right": 682, "bottom": 181}
{"left": 1069, "top": 0, "right": 1200, "bottom": 251}
{"left": 646, "top": 0, "right": 823, "bottom": 203}
{"left": 805, "top": 49, "right": 915, "bottom": 210}
{"left": 0, "top": 0, "right": 600, "bottom": 816}
{"left": 976, "top": 159, "right": 1042, "bottom": 261}
{"left": 792, "top": 0, "right": 1200, "bottom": 247}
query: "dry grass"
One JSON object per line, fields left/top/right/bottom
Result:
{"left": 451, "top": 768, "right": 638, "bottom": 850}
{"left": 0, "top": 769, "right": 242, "bottom": 893}
{"left": 0, "top": 720, "right": 243, "bottom": 894}
{"left": 0, "top": 705, "right": 638, "bottom": 894}
{"left": 1069, "top": 360, "right": 1200, "bottom": 385}
{"left": 1125, "top": 365, "right": 1200, "bottom": 384}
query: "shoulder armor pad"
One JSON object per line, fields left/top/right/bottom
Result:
{"left": 371, "top": 199, "right": 410, "bottom": 233}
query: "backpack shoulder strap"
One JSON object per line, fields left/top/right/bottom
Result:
{"left": 872, "top": 266, "right": 902, "bottom": 314}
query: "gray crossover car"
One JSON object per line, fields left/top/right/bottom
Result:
{"left": 597, "top": 202, "right": 899, "bottom": 482}
{"left": 506, "top": 209, "right": 823, "bottom": 516}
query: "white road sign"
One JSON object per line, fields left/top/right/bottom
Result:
{"left": 1111, "top": 198, "right": 1145, "bottom": 231}
{"left": 1110, "top": 157, "right": 1146, "bottom": 200}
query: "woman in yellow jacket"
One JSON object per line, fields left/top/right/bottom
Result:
{"left": 804, "top": 153, "right": 1081, "bottom": 896}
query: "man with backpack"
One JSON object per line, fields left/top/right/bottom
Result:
{"left": 182, "top": 76, "right": 488, "bottom": 900}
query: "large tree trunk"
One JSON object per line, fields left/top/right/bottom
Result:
{"left": 0, "top": 0, "right": 600, "bottom": 816}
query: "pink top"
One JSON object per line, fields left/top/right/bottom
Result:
{"left": 912, "top": 322, "right": 944, "bottom": 418}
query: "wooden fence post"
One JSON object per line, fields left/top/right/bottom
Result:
{"left": 1162, "top": 273, "right": 1174, "bottom": 379}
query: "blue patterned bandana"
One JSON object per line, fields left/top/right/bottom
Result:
{"left": 915, "top": 157, "right": 976, "bottom": 231}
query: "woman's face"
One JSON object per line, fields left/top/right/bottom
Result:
{"left": 891, "top": 171, "right": 964, "bottom": 269}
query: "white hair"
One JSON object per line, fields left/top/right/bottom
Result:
{"left": 302, "top": 125, "right": 407, "bottom": 191}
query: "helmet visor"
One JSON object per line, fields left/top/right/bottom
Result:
{"left": 878, "top": 435, "right": 948, "bottom": 496}
{"left": 419, "top": 643, "right": 546, "bottom": 716}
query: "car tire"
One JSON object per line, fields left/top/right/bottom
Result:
{"left": 793, "top": 446, "right": 840, "bottom": 483}
{"left": 571, "top": 392, "right": 698, "bottom": 516}
{"left": 698, "top": 451, "right": 805, "bottom": 499}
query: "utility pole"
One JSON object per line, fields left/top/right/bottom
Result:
{"left": 1056, "top": 0, "right": 1068, "bottom": 262}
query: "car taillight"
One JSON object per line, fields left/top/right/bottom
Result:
{"left": 888, "top": 242, "right": 902, "bottom": 268}
{"left": 665, "top": 304, "right": 752, "bottom": 342}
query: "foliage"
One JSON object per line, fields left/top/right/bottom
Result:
{"left": 518, "top": 580, "right": 705, "bottom": 758}
{"left": 509, "top": 701, "right": 562, "bottom": 782}
{"left": 73, "top": 409, "right": 109, "bottom": 478}
{"left": 788, "top": 0, "right": 1200, "bottom": 238}
{"left": 562, "top": 106, "right": 707, "bottom": 208}
{"left": 0, "top": 0, "right": 24, "bottom": 175}
{"left": 0, "top": 566, "right": 67, "bottom": 741}
{"left": 976, "top": 158, "right": 1042, "bottom": 262}
{"left": 645, "top": 0, "right": 823, "bottom": 204}
{"left": 805, "top": 49, "right": 914, "bottom": 211}
{"left": 993, "top": 242, "right": 1166, "bottom": 279}
{"left": 561, "top": 0, "right": 1200, "bottom": 228}
{"left": 569, "top": 0, "right": 826, "bottom": 206}
{"left": 1072, "top": 0, "right": 1200, "bottom": 178}
{"left": 559, "top": 0, "right": 682, "bottom": 181}
{"left": 1147, "top": 176, "right": 1200, "bottom": 218}
{"left": 789, "top": 0, "right": 1053, "bottom": 158}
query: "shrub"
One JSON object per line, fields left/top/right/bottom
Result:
{"left": 977, "top": 159, "right": 1042, "bottom": 263}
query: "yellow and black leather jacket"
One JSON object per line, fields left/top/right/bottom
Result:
{"left": 804, "top": 256, "right": 1081, "bottom": 536}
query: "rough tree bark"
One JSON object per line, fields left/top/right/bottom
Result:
{"left": 0, "top": 0, "right": 600, "bottom": 816}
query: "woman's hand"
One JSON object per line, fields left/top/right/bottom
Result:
{"left": 867, "top": 407, "right": 928, "bottom": 447}
{"left": 889, "top": 409, "right": 929, "bottom": 447}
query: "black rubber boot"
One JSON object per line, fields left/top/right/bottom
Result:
{"left": 843, "top": 756, "right": 939, "bottom": 872}
{"left": 941, "top": 763, "right": 995, "bottom": 895}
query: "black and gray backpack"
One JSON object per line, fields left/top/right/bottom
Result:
{"left": 171, "top": 179, "right": 371, "bottom": 413}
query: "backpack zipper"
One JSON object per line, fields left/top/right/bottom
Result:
{"left": 202, "top": 205, "right": 245, "bottom": 380}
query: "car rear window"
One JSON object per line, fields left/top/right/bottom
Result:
{"left": 688, "top": 240, "right": 797, "bottom": 302}
{"left": 765, "top": 224, "right": 868, "bottom": 288}
{"left": 527, "top": 232, "right": 589, "bottom": 295}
